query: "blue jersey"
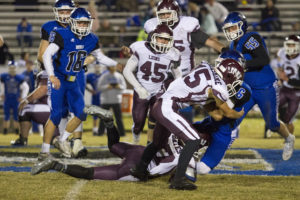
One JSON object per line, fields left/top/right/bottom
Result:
{"left": 49, "top": 27, "right": 99, "bottom": 77}
{"left": 86, "top": 72, "right": 102, "bottom": 104}
{"left": 40, "top": 20, "right": 65, "bottom": 41}
{"left": 22, "top": 70, "right": 35, "bottom": 92}
{"left": 0, "top": 73, "right": 25, "bottom": 99}
{"left": 229, "top": 32, "right": 276, "bottom": 89}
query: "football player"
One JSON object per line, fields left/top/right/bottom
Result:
{"left": 222, "top": 12, "right": 295, "bottom": 160}
{"left": 130, "top": 58, "right": 245, "bottom": 190}
{"left": 123, "top": 24, "right": 182, "bottom": 144}
{"left": 276, "top": 35, "right": 300, "bottom": 134}
{"left": 35, "top": 8, "right": 120, "bottom": 161}
{"left": 0, "top": 61, "right": 29, "bottom": 135}
{"left": 31, "top": 105, "right": 208, "bottom": 181}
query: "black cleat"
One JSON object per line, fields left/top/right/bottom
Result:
{"left": 169, "top": 176, "right": 197, "bottom": 190}
{"left": 130, "top": 167, "right": 149, "bottom": 182}
{"left": 11, "top": 137, "right": 27, "bottom": 146}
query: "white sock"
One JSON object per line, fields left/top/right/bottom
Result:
{"left": 58, "top": 118, "right": 68, "bottom": 137}
{"left": 93, "top": 127, "right": 98, "bottom": 133}
{"left": 41, "top": 143, "right": 50, "bottom": 153}
{"left": 60, "top": 131, "right": 71, "bottom": 142}
{"left": 286, "top": 134, "right": 294, "bottom": 142}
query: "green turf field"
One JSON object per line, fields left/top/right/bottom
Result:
{"left": 0, "top": 116, "right": 299, "bottom": 200}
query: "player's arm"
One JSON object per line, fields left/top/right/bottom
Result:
{"left": 43, "top": 43, "right": 61, "bottom": 89}
{"left": 123, "top": 54, "right": 149, "bottom": 99}
{"left": 37, "top": 27, "right": 50, "bottom": 63}
{"left": 243, "top": 34, "right": 270, "bottom": 71}
{"left": 190, "top": 29, "right": 225, "bottom": 52}
{"left": 91, "top": 48, "right": 117, "bottom": 67}
{"left": 203, "top": 102, "right": 224, "bottom": 121}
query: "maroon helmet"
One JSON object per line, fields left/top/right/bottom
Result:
{"left": 149, "top": 24, "right": 174, "bottom": 53}
{"left": 284, "top": 35, "right": 300, "bottom": 56}
{"left": 214, "top": 59, "right": 244, "bottom": 97}
{"left": 156, "top": 0, "right": 180, "bottom": 26}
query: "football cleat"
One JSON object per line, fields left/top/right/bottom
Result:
{"left": 282, "top": 134, "right": 295, "bottom": 161}
{"left": 53, "top": 137, "right": 72, "bottom": 158}
{"left": 37, "top": 152, "right": 53, "bottom": 162}
{"left": 31, "top": 156, "right": 56, "bottom": 175}
{"left": 71, "top": 138, "right": 88, "bottom": 158}
{"left": 169, "top": 176, "right": 197, "bottom": 190}
{"left": 11, "top": 137, "right": 27, "bottom": 146}
{"left": 84, "top": 105, "right": 113, "bottom": 121}
{"left": 129, "top": 167, "right": 149, "bottom": 182}
{"left": 132, "top": 133, "right": 140, "bottom": 144}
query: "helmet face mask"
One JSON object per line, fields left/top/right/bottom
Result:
{"left": 53, "top": 0, "right": 75, "bottom": 24}
{"left": 222, "top": 12, "right": 248, "bottom": 42}
{"left": 284, "top": 36, "right": 300, "bottom": 56}
{"left": 70, "top": 8, "right": 93, "bottom": 37}
{"left": 149, "top": 24, "right": 174, "bottom": 53}
{"left": 156, "top": 0, "right": 180, "bottom": 27}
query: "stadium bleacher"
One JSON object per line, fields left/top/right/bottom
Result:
{"left": 0, "top": 0, "right": 299, "bottom": 65}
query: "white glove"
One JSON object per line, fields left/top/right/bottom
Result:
{"left": 136, "top": 86, "right": 150, "bottom": 99}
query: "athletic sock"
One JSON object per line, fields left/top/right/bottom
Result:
{"left": 60, "top": 131, "right": 71, "bottom": 142}
{"left": 107, "top": 125, "right": 120, "bottom": 148}
{"left": 136, "top": 142, "right": 159, "bottom": 172}
{"left": 41, "top": 143, "right": 50, "bottom": 153}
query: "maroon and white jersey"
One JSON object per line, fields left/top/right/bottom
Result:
{"left": 161, "top": 61, "right": 229, "bottom": 107}
{"left": 148, "top": 133, "right": 182, "bottom": 176}
{"left": 278, "top": 48, "right": 300, "bottom": 89}
{"left": 34, "top": 70, "right": 48, "bottom": 105}
{"left": 130, "top": 41, "right": 180, "bottom": 96}
{"left": 144, "top": 16, "right": 200, "bottom": 76}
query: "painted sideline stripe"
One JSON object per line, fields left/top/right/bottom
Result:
{"left": 64, "top": 180, "right": 87, "bottom": 200}
{"left": 0, "top": 145, "right": 108, "bottom": 149}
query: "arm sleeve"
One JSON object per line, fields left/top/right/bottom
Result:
{"left": 123, "top": 55, "right": 143, "bottom": 89}
{"left": 243, "top": 34, "right": 270, "bottom": 71}
{"left": 20, "top": 81, "right": 29, "bottom": 99}
{"left": 91, "top": 49, "right": 117, "bottom": 67}
{"left": 190, "top": 29, "right": 210, "bottom": 49}
{"left": 118, "top": 73, "right": 127, "bottom": 90}
{"left": 42, "top": 43, "right": 60, "bottom": 76}
{"left": 171, "top": 63, "right": 182, "bottom": 79}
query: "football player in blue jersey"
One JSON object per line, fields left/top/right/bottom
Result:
{"left": 34, "top": 7, "right": 120, "bottom": 161}
{"left": 0, "top": 61, "right": 29, "bottom": 134}
{"left": 222, "top": 12, "right": 295, "bottom": 161}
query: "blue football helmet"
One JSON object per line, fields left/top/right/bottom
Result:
{"left": 53, "top": 0, "right": 75, "bottom": 24}
{"left": 70, "top": 8, "right": 93, "bottom": 37}
{"left": 222, "top": 12, "right": 248, "bottom": 41}
{"left": 215, "top": 49, "right": 245, "bottom": 69}
{"left": 8, "top": 60, "right": 17, "bottom": 75}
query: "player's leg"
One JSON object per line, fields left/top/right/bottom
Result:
{"left": 111, "top": 103, "right": 125, "bottom": 136}
{"left": 3, "top": 100, "right": 11, "bottom": 134}
{"left": 131, "top": 92, "right": 150, "bottom": 143}
{"left": 71, "top": 122, "right": 88, "bottom": 158}
{"left": 254, "top": 85, "right": 295, "bottom": 160}
{"left": 98, "top": 104, "right": 110, "bottom": 135}
{"left": 12, "top": 99, "right": 19, "bottom": 134}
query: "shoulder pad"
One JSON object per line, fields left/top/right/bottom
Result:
{"left": 144, "top": 18, "right": 158, "bottom": 34}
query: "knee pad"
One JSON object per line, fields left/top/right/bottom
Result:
{"left": 197, "top": 161, "right": 211, "bottom": 175}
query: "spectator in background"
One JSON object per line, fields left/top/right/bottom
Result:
{"left": 261, "top": 0, "right": 281, "bottom": 31}
{"left": 97, "top": 19, "right": 118, "bottom": 57}
{"left": 204, "top": 0, "right": 228, "bottom": 31}
{"left": 0, "top": 61, "right": 29, "bottom": 134}
{"left": 16, "top": 52, "right": 30, "bottom": 68}
{"left": 86, "top": 63, "right": 105, "bottom": 136}
{"left": 16, "top": 17, "right": 33, "bottom": 47}
{"left": 0, "top": 35, "right": 14, "bottom": 65}
{"left": 97, "top": 0, "right": 117, "bottom": 11}
{"left": 199, "top": 6, "right": 218, "bottom": 35}
{"left": 97, "top": 65, "right": 126, "bottom": 136}
{"left": 22, "top": 60, "right": 34, "bottom": 93}
{"left": 176, "top": 0, "right": 189, "bottom": 13}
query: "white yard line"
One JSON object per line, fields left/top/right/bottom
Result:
{"left": 64, "top": 180, "right": 87, "bottom": 200}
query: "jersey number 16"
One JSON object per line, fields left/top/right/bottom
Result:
{"left": 66, "top": 50, "right": 87, "bottom": 72}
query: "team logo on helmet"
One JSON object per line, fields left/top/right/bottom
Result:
{"left": 156, "top": 0, "right": 180, "bottom": 27}
{"left": 284, "top": 35, "right": 300, "bottom": 56}
{"left": 149, "top": 24, "right": 174, "bottom": 53}
{"left": 215, "top": 59, "right": 244, "bottom": 97}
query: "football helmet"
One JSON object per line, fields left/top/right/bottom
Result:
{"left": 149, "top": 24, "right": 174, "bottom": 53}
{"left": 215, "top": 49, "right": 246, "bottom": 69}
{"left": 222, "top": 12, "right": 248, "bottom": 41}
{"left": 53, "top": 0, "right": 75, "bottom": 24}
{"left": 284, "top": 35, "right": 300, "bottom": 56}
{"left": 8, "top": 60, "right": 17, "bottom": 76}
{"left": 214, "top": 59, "right": 244, "bottom": 97}
{"left": 156, "top": 0, "right": 180, "bottom": 27}
{"left": 70, "top": 8, "right": 93, "bottom": 37}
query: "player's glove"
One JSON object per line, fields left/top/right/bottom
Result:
{"left": 136, "top": 86, "right": 150, "bottom": 99}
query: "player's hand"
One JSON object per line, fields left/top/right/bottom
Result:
{"left": 237, "top": 107, "right": 245, "bottom": 118}
{"left": 116, "top": 63, "right": 124, "bottom": 72}
{"left": 18, "top": 99, "right": 29, "bottom": 112}
{"left": 278, "top": 71, "right": 289, "bottom": 81}
{"left": 50, "top": 75, "right": 61, "bottom": 89}
{"left": 0, "top": 95, "right": 4, "bottom": 101}
{"left": 136, "top": 86, "right": 150, "bottom": 99}
{"left": 121, "top": 46, "right": 131, "bottom": 58}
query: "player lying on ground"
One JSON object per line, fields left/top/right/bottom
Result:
{"left": 31, "top": 105, "right": 209, "bottom": 180}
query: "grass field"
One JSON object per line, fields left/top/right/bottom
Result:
{"left": 0, "top": 116, "right": 299, "bottom": 200}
